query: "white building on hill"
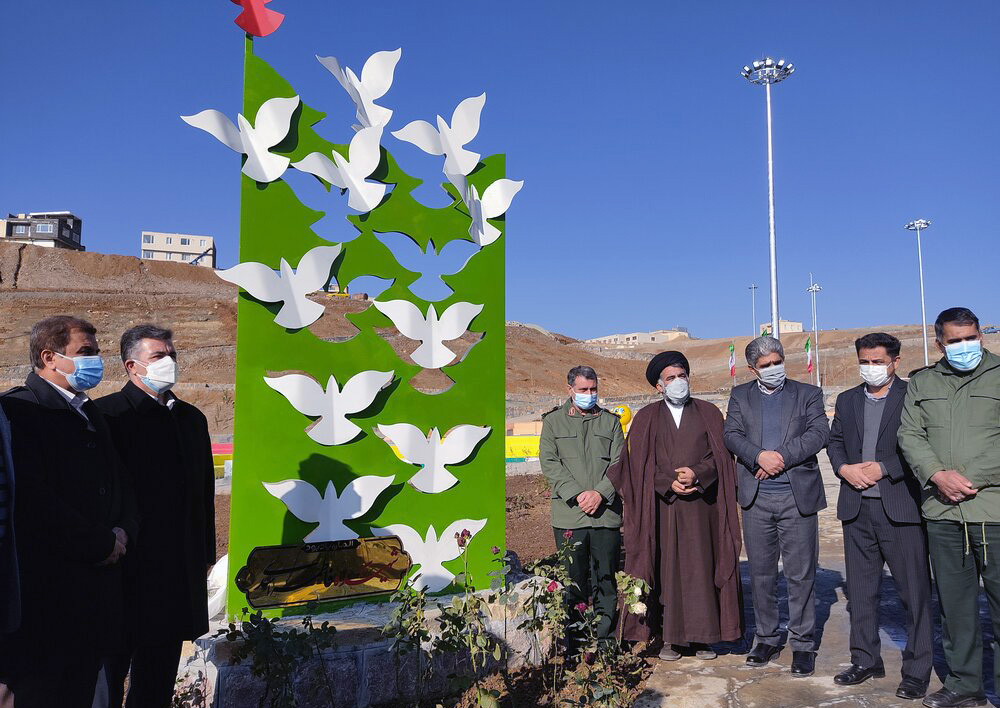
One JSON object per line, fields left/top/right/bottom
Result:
{"left": 140, "top": 231, "right": 216, "bottom": 268}
{"left": 586, "top": 327, "right": 690, "bottom": 348}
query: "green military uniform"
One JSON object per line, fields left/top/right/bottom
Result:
{"left": 539, "top": 398, "right": 624, "bottom": 641}
{"left": 898, "top": 349, "right": 1000, "bottom": 697}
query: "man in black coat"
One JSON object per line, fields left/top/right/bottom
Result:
{"left": 0, "top": 315, "right": 138, "bottom": 708}
{"left": 92, "top": 324, "right": 216, "bottom": 708}
{"left": 724, "top": 336, "right": 830, "bottom": 678}
{"left": 827, "top": 333, "right": 932, "bottom": 701}
{"left": 0, "top": 399, "right": 18, "bottom": 637}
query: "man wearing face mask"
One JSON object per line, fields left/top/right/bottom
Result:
{"left": 723, "top": 336, "right": 829, "bottom": 677}
{"left": 827, "top": 333, "right": 931, "bottom": 700}
{"left": 608, "top": 351, "right": 743, "bottom": 660}
{"left": 0, "top": 316, "right": 137, "bottom": 708}
{"left": 90, "top": 325, "right": 216, "bottom": 708}
{"left": 898, "top": 307, "right": 1000, "bottom": 708}
{"left": 539, "top": 365, "right": 624, "bottom": 646}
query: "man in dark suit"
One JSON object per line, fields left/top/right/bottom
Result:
{"left": 0, "top": 399, "right": 18, "bottom": 637}
{"left": 827, "top": 332, "right": 932, "bottom": 700}
{"left": 724, "top": 336, "right": 830, "bottom": 677}
{"left": 92, "top": 324, "right": 216, "bottom": 708}
{"left": 0, "top": 316, "right": 138, "bottom": 708}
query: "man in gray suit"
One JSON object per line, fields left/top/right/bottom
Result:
{"left": 724, "top": 336, "right": 830, "bottom": 677}
{"left": 828, "top": 333, "right": 931, "bottom": 701}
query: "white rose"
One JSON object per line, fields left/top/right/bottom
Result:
{"left": 632, "top": 586, "right": 642, "bottom": 597}
{"left": 632, "top": 602, "right": 647, "bottom": 616}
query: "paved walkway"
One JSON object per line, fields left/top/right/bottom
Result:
{"left": 634, "top": 459, "right": 1000, "bottom": 708}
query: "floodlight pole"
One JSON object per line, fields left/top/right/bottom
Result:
{"left": 807, "top": 275, "right": 822, "bottom": 387}
{"left": 905, "top": 219, "right": 932, "bottom": 365}
{"left": 742, "top": 57, "right": 794, "bottom": 342}
{"left": 749, "top": 283, "right": 759, "bottom": 337}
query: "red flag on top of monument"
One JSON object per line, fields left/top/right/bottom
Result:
{"left": 729, "top": 342, "right": 736, "bottom": 378}
{"left": 232, "top": 0, "right": 285, "bottom": 37}
{"left": 805, "top": 336, "right": 813, "bottom": 374}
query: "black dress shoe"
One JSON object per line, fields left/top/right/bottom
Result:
{"left": 790, "top": 651, "right": 816, "bottom": 677}
{"left": 834, "top": 662, "right": 885, "bottom": 685}
{"left": 921, "top": 687, "right": 987, "bottom": 707}
{"left": 895, "top": 676, "right": 929, "bottom": 700}
{"left": 745, "top": 643, "right": 781, "bottom": 666}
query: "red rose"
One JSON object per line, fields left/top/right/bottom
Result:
{"left": 546, "top": 580, "right": 559, "bottom": 593}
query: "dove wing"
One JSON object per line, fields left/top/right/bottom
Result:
{"left": 377, "top": 423, "right": 430, "bottom": 467}
{"left": 372, "top": 299, "right": 427, "bottom": 341}
{"left": 337, "top": 370, "right": 394, "bottom": 415}
{"left": 293, "top": 245, "right": 342, "bottom": 294}
{"left": 438, "top": 519, "right": 489, "bottom": 562}
{"left": 434, "top": 302, "right": 484, "bottom": 342}
{"left": 371, "top": 523, "right": 424, "bottom": 556}
{"left": 263, "top": 374, "right": 329, "bottom": 417}
{"left": 338, "top": 474, "right": 395, "bottom": 521}
{"left": 316, "top": 55, "right": 351, "bottom": 92}
{"left": 263, "top": 479, "right": 323, "bottom": 523}
{"left": 216, "top": 262, "right": 287, "bottom": 302}
{"left": 479, "top": 179, "right": 524, "bottom": 220}
{"left": 438, "top": 425, "right": 491, "bottom": 465}
{"left": 292, "top": 151, "right": 348, "bottom": 190}
{"left": 391, "top": 120, "right": 444, "bottom": 156}
{"left": 360, "top": 48, "right": 401, "bottom": 100}
{"left": 181, "top": 110, "right": 244, "bottom": 153}
{"left": 449, "top": 94, "right": 486, "bottom": 145}
{"left": 251, "top": 96, "right": 300, "bottom": 148}
{"left": 346, "top": 126, "right": 384, "bottom": 180}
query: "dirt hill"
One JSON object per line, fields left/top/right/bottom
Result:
{"left": 2, "top": 241, "right": 995, "bottom": 434}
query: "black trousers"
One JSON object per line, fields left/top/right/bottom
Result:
{"left": 553, "top": 527, "right": 620, "bottom": 641}
{"left": 842, "top": 498, "right": 933, "bottom": 681}
{"left": 92, "top": 643, "right": 183, "bottom": 708}
{"left": 0, "top": 651, "right": 99, "bottom": 708}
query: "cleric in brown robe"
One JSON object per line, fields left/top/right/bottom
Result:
{"left": 608, "top": 351, "right": 743, "bottom": 660}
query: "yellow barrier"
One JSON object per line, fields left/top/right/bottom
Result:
{"left": 506, "top": 435, "right": 540, "bottom": 459}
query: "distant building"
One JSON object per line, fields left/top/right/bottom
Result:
{"left": 140, "top": 231, "right": 215, "bottom": 268}
{"left": 0, "top": 212, "right": 84, "bottom": 251}
{"left": 759, "top": 320, "right": 804, "bottom": 335}
{"left": 586, "top": 327, "right": 690, "bottom": 348}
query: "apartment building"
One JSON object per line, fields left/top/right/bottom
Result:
{"left": 0, "top": 212, "right": 84, "bottom": 251}
{"left": 140, "top": 231, "right": 216, "bottom": 268}
{"left": 586, "top": 327, "right": 690, "bottom": 348}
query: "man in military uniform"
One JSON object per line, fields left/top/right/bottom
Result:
{"left": 539, "top": 365, "right": 624, "bottom": 645}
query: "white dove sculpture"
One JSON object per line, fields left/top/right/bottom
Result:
{"left": 316, "top": 49, "right": 401, "bottom": 131}
{"left": 292, "top": 126, "right": 387, "bottom": 212}
{"left": 449, "top": 175, "right": 524, "bottom": 247}
{"left": 215, "top": 245, "right": 342, "bottom": 329}
{"left": 371, "top": 519, "right": 487, "bottom": 592}
{"left": 372, "top": 300, "right": 484, "bottom": 369}
{"left": 264, "top": 476, "right": 395, "bottom": 542}
{"left": 377, "top": 423, "right": 490, "bottom": 493}
{"left": 392, "top": 94, "right": 485, "bottom": 177}
{"left": 265, "top": 370, "right": 394, "bottom": 445}
{"left": 182, "top": 95, "right": 300, "bottom": 183}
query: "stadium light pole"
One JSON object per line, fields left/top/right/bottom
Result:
{"left": 742, "top": 57, "right": 794, "bottom": 341}
{"left": 904, "top": 219, "right": 932, "bottom": 366}
{"left": 807, "top": 275, "right": 822, "bottom": 387}
{"left": 749, "top": 283, "right": 759, "bottom": 337}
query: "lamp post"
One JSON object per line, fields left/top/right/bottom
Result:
{"left": 741, "top": 57, "right": 794, "bottom": 341}
{"left": 904, "top": 219, "right": 932, "bottom": 365}
{"left": 749, "top": 283, "right": 758, "bottom": 336}
{"left": 807, "top": 275, "right": 822, "bottom": 387}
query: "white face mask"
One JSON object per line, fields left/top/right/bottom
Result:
{"left": 859, "top": 364, "right": 891, "bottom": 387}
{"left": 661, "top": 377, "right": 690, "bottom": 405}
{"left": 135, "top": 356, "right": 178, "bottom": 394}
{"left": 756, "top": 362, "right": 786, "bottom": 389}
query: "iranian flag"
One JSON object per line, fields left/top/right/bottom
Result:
{"left": 729, "top": 342, "right": 736, "bottom": 378}
{"left": 805, "top": 336, "right": 813, "bottom": 373}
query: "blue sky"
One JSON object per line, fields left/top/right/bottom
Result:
{"left": 1, "top": 2, "right": 997, "bottom": 340}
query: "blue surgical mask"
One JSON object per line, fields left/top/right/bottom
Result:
{"left": 574, "top": 392, "right": 597, "bottom": 410}
{"left": 55, "top": 352, "right": 104, "bottom": 391}
{"left": 945, "top": 340, "right": 983, "bottom": 372}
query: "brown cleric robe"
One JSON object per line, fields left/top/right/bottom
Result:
{"left": 609, "top": 398, "right": 743, "bottom": 643}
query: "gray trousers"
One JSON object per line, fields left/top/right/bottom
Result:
{"left": 742, "top": 489, "right": 819, "bottom": 652}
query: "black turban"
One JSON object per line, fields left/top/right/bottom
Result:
{"left": 645, "top": 351, "right": 690, "bottom": 387}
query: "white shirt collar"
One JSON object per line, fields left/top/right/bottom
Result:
{"left": 864, "top": 376, "right": 894, "bottom": 401}
{"left": 757, "top": 380, "right": 785, "bottom": 396}
{"left": 663, "top": 399, "right": 684, "bottom": 426}
{"left": 43, "top": 377, "right": 88, "bottom": 406}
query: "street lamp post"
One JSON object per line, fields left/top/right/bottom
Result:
{"left": 904, "top": 219, "right": 932, "bottom": 366}
{"left": 807, "top": 275, "right": 822, "bottom": 387}
{"left": 742, "top": 57, "right": 794, "bottom": 341}
{"left": 749, "top": 283, "right": 758, "bottom": 337}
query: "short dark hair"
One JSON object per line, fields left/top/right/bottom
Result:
{"left": 934, "top": 307, "right": 980, "bottom": 341}
{"left": 29, "top": 315, "right": 96, "bottom": 369}
{"left": 567, "top": 365, "right": 598, "bottom": 386}
{"left": 120, "top": 324, "right": 173, "bottom": 362}
{"left": 855, "top": 332, "right": 901, "bottom": 358}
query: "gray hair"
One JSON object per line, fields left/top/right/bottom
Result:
{"left": 567, "top": 365, "right": 598, "bottom": 386}
{"left": 745, "top": 336, "right": 784, "bottom": 367}
{"left": 120, "top": 324, "right": 173, "bottom": 362}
